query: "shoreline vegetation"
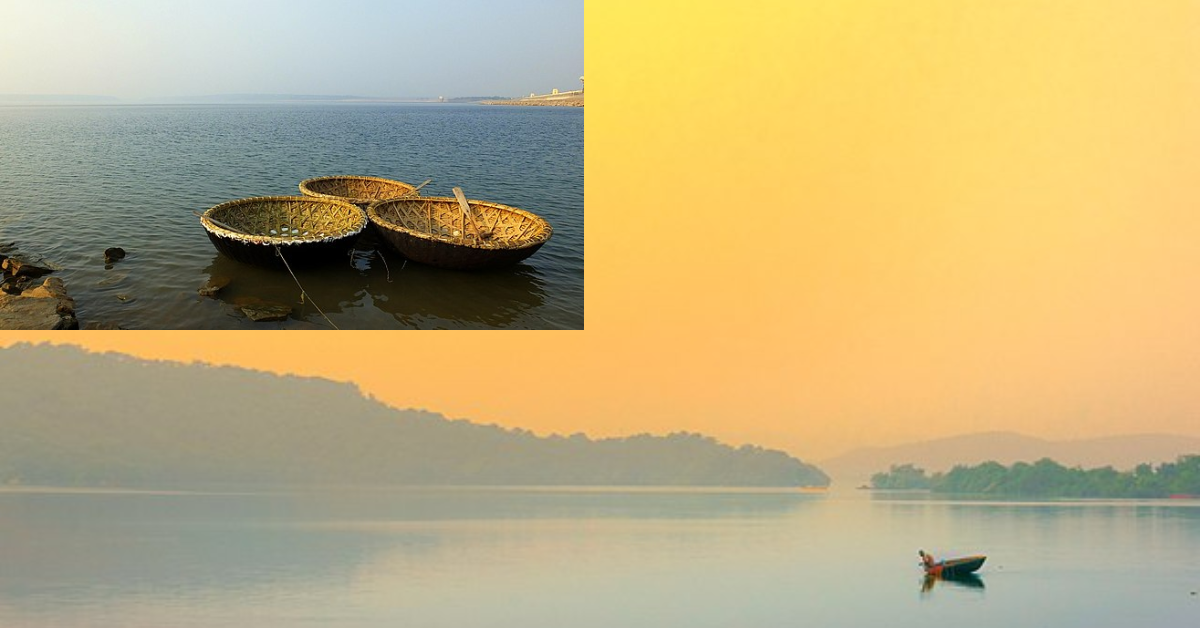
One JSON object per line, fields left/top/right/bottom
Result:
{"left": 869, "top": 457, "right": 1200, "bottom": 498}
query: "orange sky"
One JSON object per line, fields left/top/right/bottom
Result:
{"left": 3, "top": 2, "right": 1200, "bottom": 461}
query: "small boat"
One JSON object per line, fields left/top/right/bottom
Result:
{"left": 367, "top": 191, "right": 552, "bottom": 270}
{"left": 925, "top": 555, "right": 986, "bottom": 577}
{"left": 298, "top": 175, "right": 421, "bottom": 208}
{"left": 200, "top": 195, "right": 367, "bottom": 268}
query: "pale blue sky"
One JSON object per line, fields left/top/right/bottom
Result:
{"left": 0, "top": 0, "right": 583, "bottom": 99}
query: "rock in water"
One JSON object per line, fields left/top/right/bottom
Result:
{"left": 0, "top": 294, "right": 65, "bottom": 329}
{"left": 25, "top": 276, "right": 69, "bottom": 300}
{"left": 198, "top": 276, "right": 232, "bottom": 297}
{"left": 24, "top": 277, "right": 76, "bottom": 315}
{"left": 83, "top": 321, "right": 125, "bottom": 330}
{"left": 0, "top": 277, "right": 78, "bottom": 329}
{"left": 0, "top": 278, "right": 22, "bottom": 295}
{"left": 103, "top": 247, "right": 127, "bottom": 263}
{"left": 2, "top": 256, "right": 54, "bottom": 279}
{"left": 241, "top": 303, "right": 292, "bottom": 322}
{"left": 96, "top": 272, "right": 128, "bottom": 288}
{"left": 0, "top": 242, "right": 17, "bottom": 268}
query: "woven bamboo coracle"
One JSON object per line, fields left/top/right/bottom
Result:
{"left": 298, "top": 175, "right": 419, "bottom": 208}
{"left": 367, "top": 196, "right": 552, "bottom": 270}
{"left": 201, "top": 196, "right": 367, "bottom": 267}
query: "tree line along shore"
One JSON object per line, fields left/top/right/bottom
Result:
{"left": 870, "top": 456, "right": 1200, "bottom": 498}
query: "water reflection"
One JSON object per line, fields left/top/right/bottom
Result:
{"left": 921, "top": 572, "right": 986, "bottom": 594}
{"left": 349, "top": 229, "right": 551, "bottom": 327}
{"left": 201, "top": 251, "right": 365, "bottom": 324}
{"left": 0, "top": 488, "right": 816, "bottom": 607}
{"left": 2, "top": 490, "right": 1198, "bottom": 628}
{"left": 199, "top": 232, "right": 548, "bottom": 328}
{"left": 367, "top": 260, "right": 548, "bottom": 328}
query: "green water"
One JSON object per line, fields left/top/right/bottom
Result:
{"left": 0, "top": 103, "right": 583, "bottom": 329}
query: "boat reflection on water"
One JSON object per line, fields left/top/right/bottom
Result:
{"left": 199, "top": 252, "right": 365, "bottom": 327}
{"left": 921, "top": 572, "right": 986, "bottom": 594}
{"left": 198, "top": 229, "right": 549, "bottom": 328}
{"left": 368, "top": 261, "right": 548, "bottom": 328}
{"left": 356, "top": 231, "right": 550, "bottom": 327}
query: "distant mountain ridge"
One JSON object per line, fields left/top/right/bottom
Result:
{"left": 0, "top": 94, "right": 120, "bottom": 104}
{"left": 822, "top": 431, "right": 1200, "bottom": 484}
{"left": 0, "top": 344, "right": 829, "bottom": 488}
{"left": 154, "top": 93, "right": 428, "bottom": 103}
{"left": 0, "top": 93, "right": 439, "bottom": 105}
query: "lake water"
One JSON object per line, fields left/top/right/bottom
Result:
{"left": 1, "top": 488, "right": 1196, "bottom": 627}
{"left": 0, "top": 104, "right": 583, "bottom": 329}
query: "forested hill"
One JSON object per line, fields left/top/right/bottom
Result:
{"left": 0, "top": 344, "right": 829, "bottom": 488}
{"left": 870, "top": 457, "right": 1200, "bottom": 498}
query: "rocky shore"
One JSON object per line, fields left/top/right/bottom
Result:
{"left": 0, "top": 243, "right": 135, "bottom": 330}
{"left": 481, "top": 95, "right": 583, "bottom": 107}
{"left": 0, "top": 244, "right": 78, "bottom": 329}
{"left": 0, "top": 241, "right": 304, "bottom": 329}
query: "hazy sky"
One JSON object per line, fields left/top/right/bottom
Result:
{"left": 0, "top": 0, "right": 582, "bottom": 98}
{"left": 3, "top": 2, "right": 1200, "bottom": 463}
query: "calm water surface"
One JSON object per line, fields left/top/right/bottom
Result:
{"left": 0, "top": 104, "right": 583, "bottom": 329}
{"left": 0, "top": 488, "right": 1196, "bottom": 627}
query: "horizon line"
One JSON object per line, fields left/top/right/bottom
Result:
{"left": 0, "top": 92, "right": 524, "bottom": 103}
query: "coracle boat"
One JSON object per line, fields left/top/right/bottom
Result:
{"left": 367, "top": 191, "right": 552, "bottom": 270}
{"left": 299, "top": 175, "right": 420, "bottom": 208}
{"left": 200, "top": 196, "right": 367, "bottom": 267}
{"left": 924, "top": 555, "right": 986, "bottom": 577}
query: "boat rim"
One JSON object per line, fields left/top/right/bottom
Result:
{"left": 201, "top": 195, "right": 367, "bottom": 246}
{"left": 367, "top": 195, "right": 552, "bottom": 250}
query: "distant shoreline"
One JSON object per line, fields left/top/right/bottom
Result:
{"left": 0, "top": 96, "right": 585, "bottom": 107}
{"left": 482, "top": 95, "right": 583, "bottom": 108}
{"left": 0, "top": 484, "right": 825, "bottom": 495}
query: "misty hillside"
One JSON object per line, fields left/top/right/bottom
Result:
{"left": 822, "top": 431, "right": 1200, "bottom": 484}
{"left": 0, "top": 344, "right": 829, "bottom": 488}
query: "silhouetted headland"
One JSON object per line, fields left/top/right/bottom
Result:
{"left": 0, "top": 344, "right": 829, "bottom": 489}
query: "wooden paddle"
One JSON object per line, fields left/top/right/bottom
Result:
{"left": 453, "top": 187, "right": 492, "bottom": 247}
{"left": 402, "top": 178, "right": 432, "bottom": 197}
{"left": 193, "top": 210, "right": 246, "bottom": 235}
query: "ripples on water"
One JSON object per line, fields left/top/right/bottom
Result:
{"left": 0, "top": 104, "right": 583, "bottom": 329}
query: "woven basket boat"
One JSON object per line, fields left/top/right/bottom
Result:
{"left": 201, "top": 196, "right": 367, "bottom": 267}
{"left": 298, "top": 175, "right": 419, "bottom": 208}
{"left": 367, "top": 195, "right": 552, "bottom": 270}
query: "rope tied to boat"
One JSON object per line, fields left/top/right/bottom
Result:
{"left": 377, "top": 249, "right": 392, "bottom": 282}
{"left": 273, "top": 244, "right": 340, "bottom": 330}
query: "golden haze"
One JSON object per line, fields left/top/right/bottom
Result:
{"left": 4, "top": 1, "right": 1200, "bottom": 460}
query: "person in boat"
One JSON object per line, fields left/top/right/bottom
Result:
{"left": 918, "top": 550, "right": 937, "bottom": 570}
